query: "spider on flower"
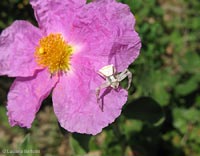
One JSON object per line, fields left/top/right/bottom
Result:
{"left": 96, "top": 64, "right": 132, "bottom": 103}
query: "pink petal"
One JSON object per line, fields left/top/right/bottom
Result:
{"left": 0, "top": 20, "right": 42, "bottom": 77}
{"left": 30, "top": 0, "right": 86, "bottom": 36}
{"left": 52, "top": 67, "right": 128, "bottom": 135}
{"left": 70, "top": 0, "right": 141, "bottom": 72}
{"left": 7, "top": 69, "right": 58, "bottom": 128}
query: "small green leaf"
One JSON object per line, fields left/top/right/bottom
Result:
{"left": 20, "top": 134, "right": 31, "bottom": 150}
{"left": 20, "top": 134, "right": 34, "bottom": 156}
{"left": 70, "top": 134, "right": 87, "bottom": 156}
{"left": 72, "top": 133, "right": 91, "bottom": 152}
{"left": 175, "top": 77, "right": 198, "bottom": 96}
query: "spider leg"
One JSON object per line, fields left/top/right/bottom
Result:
{"left": 117, "top": 69, "right": 132, "bottom": 90}
{"left": 96, "top": 81, "right": 110, "bottom": 102}
{"left": 117, "top": 69, "right": 129, "bottom": 81}
{"left": 126, "top": 70, "right": 132, "bottom": 90}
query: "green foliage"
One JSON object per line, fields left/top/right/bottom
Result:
{"left": 123, "top": 97, "right": 164, "bottom": 125}
{"left": 20, "top": 134, "right": 40, "bottom": 156}
{"left": 0, "top": 0, "right": 200, "bottom": 156}
{"left": 70, "top": 135, "right": 87, "bottom": 156}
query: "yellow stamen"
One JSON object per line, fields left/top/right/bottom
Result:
{"left": 35, "top": 33, "right": 73, "bottom": 74}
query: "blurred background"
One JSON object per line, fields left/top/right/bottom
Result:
{"left": 0, "top": 0, "right": 200, "bottom": 156}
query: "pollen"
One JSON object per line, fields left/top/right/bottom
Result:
{"left": 35, "top": 33, "right": 73, "bottom": 74}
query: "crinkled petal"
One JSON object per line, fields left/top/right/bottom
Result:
{"left": 7, "top": 69, "right": 58, "bottom": 128}
{"left": 30, "top": 0, "right": 86, "bottom": 36}
{"left": 52, "top": 67, "right": 127, "bottom": 135}
{"left": 0, "top": 20, "right": 42, "bottom": 77}
{"left": 70, "top": 0, "right": 141, "bottom": 72}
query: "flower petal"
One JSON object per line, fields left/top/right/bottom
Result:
{"left": 0, "top": 20, "right": 42, "bottom": 77}
{"left": 52, "top": 67, "right": 127, "bottom": 135}
{"left": 70, "top": 0, "right": 141, "bottom": 72}
{"left": 30, "top": 0, "right": 86, "bottom": 35}
{"left": 7, "top": 69, "right": 57, "bottom": 128}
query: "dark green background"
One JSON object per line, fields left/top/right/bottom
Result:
{"left": 0, "top": 0, "right": 200, "bottom": 156}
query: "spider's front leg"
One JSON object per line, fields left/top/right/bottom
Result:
{"left": 117, "top": 69, "right": 132, "bottom": 90}
{"left": 96, "top": 81, "right": 111, "bottom": 102}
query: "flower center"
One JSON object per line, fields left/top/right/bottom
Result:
{"left": 35, "top": 33, "right": 73, "bottom": 74}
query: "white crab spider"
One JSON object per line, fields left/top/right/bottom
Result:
{"left": 96, "top": 64, "right": 132, "bottom": 102}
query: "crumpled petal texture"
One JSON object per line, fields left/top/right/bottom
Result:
{"left": 0, "top": 21, "right": 42, "bottom": 77}
{"left": 53, "top": 66, "right": 127, "bottom": 135}
{"left": 7, "top": 70, "right": 57, "bottom": 128}
{"left": 70, "top": 0, "right": 141, "bottom": 72}
{"left": 30, "top": 0, "right": 86, "bottom": 36}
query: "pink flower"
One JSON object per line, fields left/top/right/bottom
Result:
{"left": 0, "top": 0, "right": 141, "bottom": 135}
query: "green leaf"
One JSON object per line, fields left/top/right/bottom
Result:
{"left": 20, "top": 134, "right": 31, "bottom": 150}
{"left": 123, "top": 97, "right": 165, "bottom": 126}
{"left": 178, "top": 52, "right": 200, "bottom": 74}
{"left": 175, "top": 77, "right": 198, "bottom": 96}
{"left": 19, "top": 134, "right": 34, "bottom": 156}
{"left": 70, "top": 134, "right": 87, "bottom": 156}
{"left": 72, "top": 133, "right": 91, "bottom": 152}
{"left": 173, "top": 108, "right": 200, "bottom": 134}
